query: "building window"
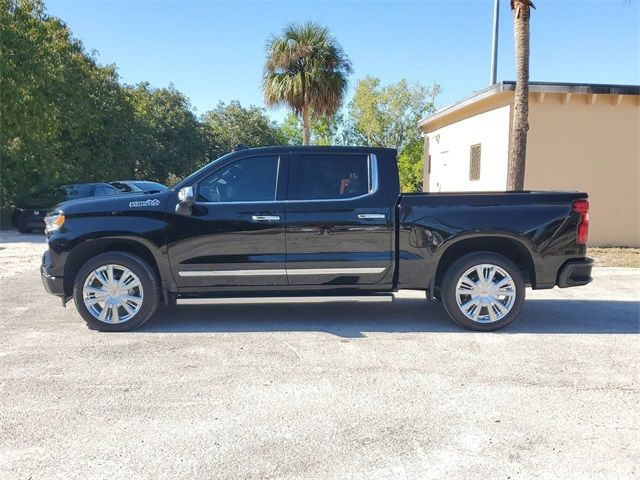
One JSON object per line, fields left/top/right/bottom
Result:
{"left": 427, "top": 155, "right": 432, "bottom": 174}
{"left": 469, "top": 144, "right": 481, "bottom": 181}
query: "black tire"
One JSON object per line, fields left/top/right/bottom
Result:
{"left": 441, "top": 252, "right": 525, "bottom": 331}
{"left": 73, "top": 251, "right": 160, "bottom": 332}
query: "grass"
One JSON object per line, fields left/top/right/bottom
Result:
{"left": 588, "top": 247, "right": 640, "bottom": 268}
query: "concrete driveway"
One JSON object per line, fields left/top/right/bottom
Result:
{"left": 1, "top": 233, "right": 638, "bottom": 479}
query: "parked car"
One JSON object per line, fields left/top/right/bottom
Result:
{"left": 110, "top": 180, "right": 168, "bottom": 194}
{"left": 40, "top": 146, "right": 593, "bottom": 332}
{"left": 12, "top": 183, "right": 120, "bottom": 233}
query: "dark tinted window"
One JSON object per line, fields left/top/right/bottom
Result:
{"left": 288, "top": 154, "right": 370, "bottom": 200}
{"left": 111, "top": 182, "right": 135, "bottom": 193}
{"left": 95, "top": 186, "right": 118, "bottom": 196}
{"left": 60, "top": 184, "right": 95, "bottom": 201}
{"left": 198, "top": 156, "right": 279, "bottom": 202}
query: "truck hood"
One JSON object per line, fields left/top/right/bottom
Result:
{"left": 52, "top": 190, "right": 172, "bottom": 215}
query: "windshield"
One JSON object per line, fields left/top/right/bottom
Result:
{"left": 132, "top": 181, "right": 167, "bottom": 192}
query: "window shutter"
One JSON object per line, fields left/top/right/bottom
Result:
{"left": 469, "top": 144, "right": 481, "bottom": 181}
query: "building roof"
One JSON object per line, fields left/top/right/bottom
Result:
{"left": 418, "top": 81, "right": 640, "bottom": 128}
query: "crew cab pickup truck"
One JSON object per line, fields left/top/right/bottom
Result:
{"left": 41, "top": 146, "right": 593, "bottom": 332}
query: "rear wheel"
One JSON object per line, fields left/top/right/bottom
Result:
{"left": 441, "top": 252, "right": 525, "bottom": 331}
{"left": 73, "top": 252, "right": 160, "bottom": 331}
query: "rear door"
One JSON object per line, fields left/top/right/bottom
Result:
{"left": 285, "top": 151, "right": 393, "bottom": 286}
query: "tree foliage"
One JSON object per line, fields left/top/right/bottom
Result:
{"left": 202, "top": 101, "right": 284, "bottom": 159}
{"left": 279, "top": 111, "right": 345, "bottom": 146}
{"left": 263, "top": 22, "right": 352, "bottom": 145}
{"left": 1, "top": 0, "right": 138, "bottom": 206}
{"left": 126, "top": 83, "right": 206, "bottom": 183}
{"left": 347, "top": 77, "right": 440, "bottom": 192}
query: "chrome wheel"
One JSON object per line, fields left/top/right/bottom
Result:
{"left": 455, "top": 264, "right": 516, "bottom": 324}
{"left": 82, "top": 264, "right": 144, "bottom": 324}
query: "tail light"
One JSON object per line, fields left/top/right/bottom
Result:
{"left": 572, "top": 200, "right": 589, "bottom": 245}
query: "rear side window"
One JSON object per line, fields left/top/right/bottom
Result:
{"left": 288, "top": 154, "right": 371, "bottom": 201}
{"left": 111, "top": 182, "right": 134, "bottom": 193}
{"left": 95, "top": 186, "right": 118, "bottom": 196}
{"left": 62, "top": 184, "right": 95, "bottom": 200}
{"left": 198, "top": 156, "right": 279, "bottom": 203}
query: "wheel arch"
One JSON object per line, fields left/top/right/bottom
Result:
{"left": 63, "top": 237, "right": 165, "bottom": 297}
{"left": 432, "top": 235, "right": 536, "bottom": 298}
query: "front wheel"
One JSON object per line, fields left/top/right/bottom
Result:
{"left": 441, "top": 252, "right": 525, "bottom": 331}
{"left": 73, "top": 252, "right": 160, "bottom": 332}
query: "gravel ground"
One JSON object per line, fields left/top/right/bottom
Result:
{"left": 0, "top": 232, "right": 638, "bottom": 480}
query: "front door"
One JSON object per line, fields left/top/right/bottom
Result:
{"left": 285, "top": 152, "right": 393, "bottom": 287}
{"left": 167, "top": 154, "right": 287, "bottom": 289}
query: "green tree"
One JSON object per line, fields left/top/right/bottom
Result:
{"left": 201, "top": 101, "right": 285, "bottom": 160}
{"left": 348, "top": 77, "right": 440, "bottom": 192}
{"left": 1, "top": 0, "right": 139, "bottom": 214}
{"left": 279, "top": 111, "right": 345, "bottom": 146}
{"left": 127, "top": 83, "right": 206, "bottom": 183}
{"left": 263, "top": 22, "right": 352, "bottom": 145}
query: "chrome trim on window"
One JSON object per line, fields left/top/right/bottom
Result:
{"left": 187, "top": 152, "right": 380, "bottom": 206}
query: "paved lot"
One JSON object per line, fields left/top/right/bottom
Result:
{"left": 1, "top": 232, "right": 638, "bottom": 480}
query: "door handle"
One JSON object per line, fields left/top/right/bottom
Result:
{"left": 358, "top": 213, "right": 386, "bottom": 219}
{"left": 251, "top": 215, "right": 280, "bottom": 221}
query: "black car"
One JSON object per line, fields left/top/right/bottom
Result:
{"left": 12, "top": 183, "right": 120, "bottom": 233}
{"left": 40, "top": 146, "right": 593, "bottom": 332}
{"left": 110, "top": 181, "right": 168, "bottom": 194}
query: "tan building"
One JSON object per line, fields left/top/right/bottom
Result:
{"left": 419, "top": 82, "right": 640, "bottom": 247}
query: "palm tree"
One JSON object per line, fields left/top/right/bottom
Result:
{"left": 507, "top": 0, "right": 535, "bottom": 190}
{"left": 263, "top": 22, "right": 352, "bottom": 145}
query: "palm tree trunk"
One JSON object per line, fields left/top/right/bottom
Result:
{"left": 302, "top": 105, "right": 311, "bottom": 145}
{"left": 507, "top": 0, "right": 533, "bottom": 191}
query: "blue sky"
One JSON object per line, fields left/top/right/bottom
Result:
{"left": 46, "top": 0, "right": 639, "bottom": 120}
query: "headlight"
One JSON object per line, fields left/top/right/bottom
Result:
{"left": 44, "top": 210, "right": 65, "bottom": 233}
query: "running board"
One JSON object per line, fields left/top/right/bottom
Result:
{"left": 176, "top": 294, "right": 395, "bottom": 306}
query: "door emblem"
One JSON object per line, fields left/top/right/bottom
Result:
{"left": 129, "top": 199, "right": 160, "bottom": 208}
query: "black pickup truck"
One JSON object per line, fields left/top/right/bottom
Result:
{"left": 41, "top": 146, "right": 593, "bottom": 332}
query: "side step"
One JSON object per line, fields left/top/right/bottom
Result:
{"left": 176, "top": 294, "right": 395, "bottom": 306}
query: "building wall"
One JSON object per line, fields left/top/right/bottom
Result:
{"left": 525, "top": 93, "right": 640, "bottom": 247}
{"left": 425, "top": 104, "right": 511, "bottom": 192}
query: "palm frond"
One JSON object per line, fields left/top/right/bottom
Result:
{"left": 263, "top": 21, "right": 352, "bottom": 122}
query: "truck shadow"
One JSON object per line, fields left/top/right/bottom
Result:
{"left": 140, "top": 299, "right": 640, "bottom": 336}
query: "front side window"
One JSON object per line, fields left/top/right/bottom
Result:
{"left": 198, "top": 156, "right": 279, "bottom": 203}
{"left": 288, "top": 154, "right": 370, "bottom": 201}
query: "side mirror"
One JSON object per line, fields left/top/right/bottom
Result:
{"left": 178, "top": 186, "right": 195, "bottom": 203}
{"left": 176, "top": 186, "right": 195, "bottom": 215}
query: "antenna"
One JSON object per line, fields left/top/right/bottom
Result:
{"left": 490, "top": 0, "right": 500, "bottom": 85}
